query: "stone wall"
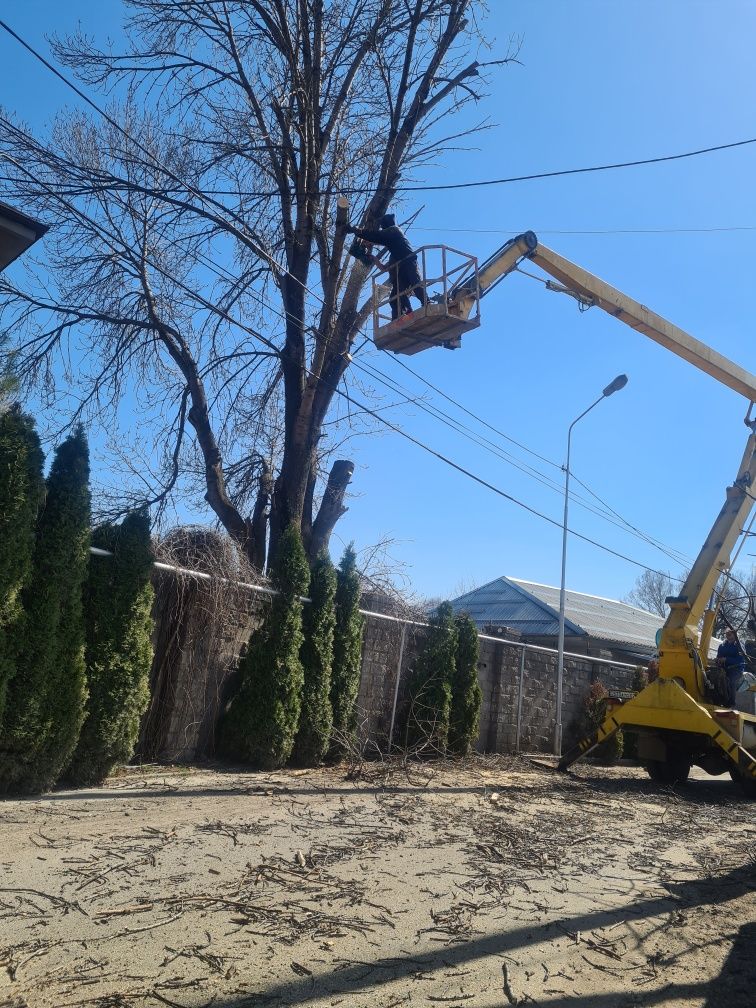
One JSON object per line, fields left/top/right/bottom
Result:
{"left": 137, "top": 575, "right": 640, "bottom": 762}
{"left": 137, "top": 573, "right": 271, "bottom": 763}
{"left": 353, "top": 615, "right": 435, "bottom": 752}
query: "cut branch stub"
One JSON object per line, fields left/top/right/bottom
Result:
{"left": 309, "top": 459, "right": 354, "bottom": 560}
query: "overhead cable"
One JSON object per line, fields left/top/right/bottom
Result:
{"left": 1, "top": 145, "right": 691, "bottom": 583}
{"left": 2, "top": 17, "right": 756, "bottom": 202}
{"left": 0, "top": 26, "right": 696, "bottom": 581}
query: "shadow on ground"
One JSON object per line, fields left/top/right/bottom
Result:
{"left": 175, "top": 866, "right": 756, "bottom": 1007}
{"left": 8, "top": 761, "right": 750, "bottom": 806}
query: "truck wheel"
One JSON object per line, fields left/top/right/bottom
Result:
{"left": 728, "top": 767, "right": 756, "bottom": 799}
{"left": 646, "top": 757, "right": 691, "bottom": 784}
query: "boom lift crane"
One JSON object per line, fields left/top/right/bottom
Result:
{"left": 373, "top": 231, "right": 756, "bottom": 795}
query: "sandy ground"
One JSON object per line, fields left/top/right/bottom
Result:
{"left": 0, "top": 757, "right": 754, "bottom": 1008}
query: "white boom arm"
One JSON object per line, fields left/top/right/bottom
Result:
{"left": 452, "top": 231, "right": 756, "bottom": 669}
{"left": 454, "top": 231, "right": 756, "bottom": 402}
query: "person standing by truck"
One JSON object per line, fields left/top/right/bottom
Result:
{"left": 717, "top": 628, "right": 747, "bottom": 706}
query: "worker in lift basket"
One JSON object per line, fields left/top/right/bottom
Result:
{"left": 716, "top": 628, "right": 747, "bottom": 707}
{"left": 345, "top": 213, "right": 428, "bottom": 320}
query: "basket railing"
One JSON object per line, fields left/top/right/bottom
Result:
{"left": 371, "top": 245, "right": 480, "bottom": 333}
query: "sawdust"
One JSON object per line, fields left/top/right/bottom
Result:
{"left": 0, "top": 758, "right": 753, "bottom": 1007}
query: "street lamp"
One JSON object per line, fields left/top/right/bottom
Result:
{"left": 554, "top": 373, "right": 628, "bottom": 756}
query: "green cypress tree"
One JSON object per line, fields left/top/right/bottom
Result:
{"left": 0, "top": 335, "right": 19, "bottom": 407}
{"left": 0, "top": 425, "right": 91, "bottom": 795}
{"left": 219, "top": 524, "right": 310, "bottom": 769}
{"left": 65, "top": 509, "right": 154, "bottom": 787}
{"left": 0, "top": 406, "right": 45, "bottom": 723}
{"left": 293, "top": 551, "right": 336, "bottom": 766}
{"left": 405, "top": 601, "right": 456, "bottom": 756}
{"left": 329, "top": 543, "right": 364, "bottom": 751}
{"left": 448, "top": 614, "right": 482, "bottom": 756}
{"left": 569, "top": 680, "right": 623, "bottom": 764}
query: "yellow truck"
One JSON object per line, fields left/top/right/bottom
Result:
{"left": 373, "top": 230, "right": 756, "bottom": 796}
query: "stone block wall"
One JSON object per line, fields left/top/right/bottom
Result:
{"left": 353, "top": 616, "right": 429, "bottom": 751}
{"left": 137, "top": 574, "right": 640, "bottom": 762}
{"left": 137, "top": 573, "right": 271, "bottom": 762}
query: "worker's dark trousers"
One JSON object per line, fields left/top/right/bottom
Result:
{"left": 389, "top": 258, "right": 427, "bottom": 319}
{"left": 726, "top": 670, "right": 742, "bottom": 707}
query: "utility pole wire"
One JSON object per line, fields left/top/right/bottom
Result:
{"left": 2, "top": 17, "right": 756, "bottom": 200}
{"left": 0, "top": 14, "right": 736, "bottom": 566}
{"left": 0, "top": 23, "right": 705, "bottom": 582}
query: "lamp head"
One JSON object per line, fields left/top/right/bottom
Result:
{"left": 602, "top": 374, "right": 628, "bottom": 397}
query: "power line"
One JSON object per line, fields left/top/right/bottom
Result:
{"left": 0, "top": 13, "right": 735, "bottom": 570}
{"left": 353, "top": 359, "right": 594, "bottom": 504}
{"left": 0, "top": 17, "right": 751, "bottom": 580}
{"left": 365, "top": 333, "right": 693, "bottom": 565}
{"left": 1, "top": 143, "right": 690, "bottom": 583}
{"left": 192, "top": 237, "right": 677, "bottom": 566}
{"left": 357, "top": 352, "right": 693, "bottom": 568}
{"left": 1, "top": 135, "right": 695, "bottom": 574}
{"left": 568, "top": 469, "right": 692, "bottom": 568}
{"left": 377, "top": 343, "right": 560, "bottom": 471}
{"left": 332, "top": 381, "right": 686, "bottom": 580}
{"left": 149, "top": 202, "right": 692, "bottom": 563}
{"left": 414, "top": 225, "right": 756, "bottom": 236}
{"left": 2, "top": 107, "right": 693, "bottom": 574}
{"left": 180, "top": 215, "right": 693, "bottom": 567}
{"left": 163, "top": 224, "right": 695, "bottom": 568}
{"left": 0, "top": 26, "right": 702, "bottom": 580}
{"left": 3, "top": 17, "right": 756, "bottom": 203}
{"left": 212, "top": 132, "right": 756, "bottom": 195}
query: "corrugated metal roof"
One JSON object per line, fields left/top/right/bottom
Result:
{"left": 449, "top": 576, "right": 662, "bottom": 650}
{"left": 450, "top": 577, "right": 582, "bottom": 637}
{"left": 512, "top": 579, "right": 662, "bottom": 648}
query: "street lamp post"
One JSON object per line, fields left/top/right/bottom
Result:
{"left": 554, "top": 373, "right": 628, "bottom": 756}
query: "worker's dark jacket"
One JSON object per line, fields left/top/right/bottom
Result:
{"left": 717, "top": 639, "right": 747, "bottom": 672}
{"left": 352, "top": 225, "right": 415, "bottom": 264}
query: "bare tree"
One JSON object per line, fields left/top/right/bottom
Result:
{"left": 0, "top": 0, "right": 514, "bottom": 570}
{"left": 713, "top": 568, "right": 756, "bottom": 640}
{"left": 623, "top": 569, "right": 680, "bottom": 618}
{"left": 625, "top": 565, "right": 756, "bottom": 643}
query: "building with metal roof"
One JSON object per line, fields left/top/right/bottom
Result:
{"left": 449, "top": 576, "right": 663, "bottom": 664}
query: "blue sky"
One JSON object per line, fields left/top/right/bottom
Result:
{"left": 3, "top": 1, "right": 756, "bottom": 605}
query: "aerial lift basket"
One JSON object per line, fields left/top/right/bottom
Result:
{"left": 372, "top": 245, "right": 480, "bottom": 355}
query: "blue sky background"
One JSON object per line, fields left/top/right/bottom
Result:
{"left": 2, "top": 0, "right": 756, "bottom": 605}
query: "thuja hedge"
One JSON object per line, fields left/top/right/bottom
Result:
{"left": 65, "top": 509, "right": 154, "bottom": 787}
{"left": 405, "top": 601, "right": 457, "bottom": 755}
{"left": 403, "top": 604, "right": 483, "bottom": 758}
{"left": 329, "top": 544, "right": 364, "bottom": 752}
{"left": 0, "top": 426, "right": 91, "bottom": 795}
{"left": 0, "top": 406, "right": 45, "bottom": 724}
{"left": 448, "top": 613, "right": 482, "bottom": 756}
{"left": 293, "top": 550, "right": 337, "bottom": 766}
{"left": 219, "top": 524, "right": 310, "bottom": 769}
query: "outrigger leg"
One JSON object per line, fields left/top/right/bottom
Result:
{"left": 556, "top": 678, "right": 756, "bottom": 795}
{"left": 558, "top": 714, "right": 621, "bottom": 772}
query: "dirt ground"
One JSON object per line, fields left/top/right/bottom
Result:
{"left": 0, "top": 757, "right": 754, "bottom": 1008}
